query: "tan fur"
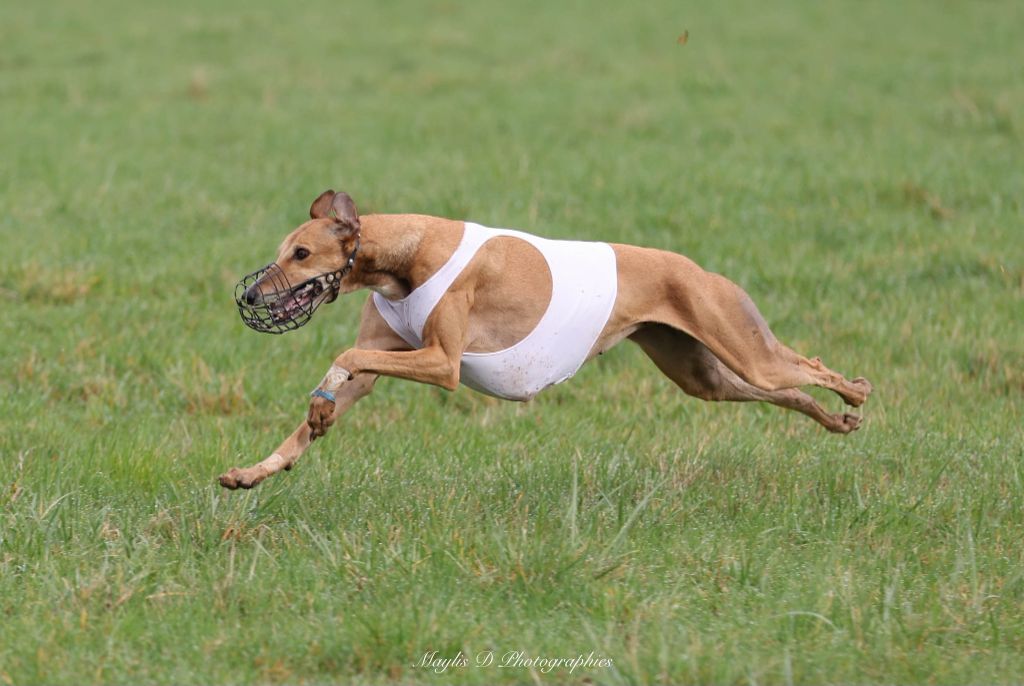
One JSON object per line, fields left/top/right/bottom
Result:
{"left": 219, "top": 192, "right": 871, "bottom": 490}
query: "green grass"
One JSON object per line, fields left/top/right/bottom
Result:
{"left": 1, "top": 0, "right": 1022, "bottom": 683}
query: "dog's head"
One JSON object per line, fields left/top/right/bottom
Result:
{"left": 235, "top": 190, "right": 362, "bottom": 334}
{"left": 267, "top": 189, "right": 361, "bottom": 292}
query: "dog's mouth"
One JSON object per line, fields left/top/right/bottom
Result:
{"left": 268, "top": 281, "right": 323, "bottom": 323}
{"left": 234, "top": 237, "right": 359, "bottom": 335}
{"left": 234, "top": 263, "right": 341, "bottom": 334}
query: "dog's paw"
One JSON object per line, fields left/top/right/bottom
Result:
{"left": 839, "top": 376, "right": 873, "bottom": 407}
{"left": 218, "top": 467, "right": 263, "bottom": 490}
{"left": 827, "top": 412, "right": 862, "bottom": 434}
{"left": 852, "top": 377, "right": 873, "bottom": 398}
{"left": 306, "top": 396, "right": 336, "bottom": 438}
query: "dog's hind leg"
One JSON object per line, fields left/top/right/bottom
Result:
{"left": 630, "top": 324, "right": 862, "bottom": 433}
{"left": 693, "top": 273, "right": 871, "bottom": 406}
{"left": 619, "top": 248, "right": 872, "bottom": 406}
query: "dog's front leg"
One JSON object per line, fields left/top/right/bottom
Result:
{"left": 306, "top": 364, "right": 372, "bottom": 438}
{"left": 218, "top": 348, "right": 454, "bottom": 490}
{"left": 314, "top": 294, "right": 469, "bottom": 394}
{"left": 218, "top": 372, "right": 377, "bottom": 490}
{"left": 218, "top": 297, "right": 409, "bottom": 491}
{"left": 218, "top": 294, "right": 469, "bottom": 491}
{"left": 306, "top": 342, "right": 461, "bottom": 439}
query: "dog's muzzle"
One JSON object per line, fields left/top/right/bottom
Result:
{"left": 234, "top": 242, "right": 358, "bottom": 334}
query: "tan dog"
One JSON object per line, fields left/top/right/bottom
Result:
{"left": 218, "top": 190, "right": 872, "bottom": 490}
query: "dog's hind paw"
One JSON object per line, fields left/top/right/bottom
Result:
{"left": 840, "top": 376, "right": 873, "bottom": 407}
{"left": 827, "top": 412, "right": 863, "bottom": 434}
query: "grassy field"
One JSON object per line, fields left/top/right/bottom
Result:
{"left": 1, "top": 0, "right": 1022, "bottom": 683}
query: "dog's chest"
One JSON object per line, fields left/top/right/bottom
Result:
{"left": 372, "top": 222, "right": 618, "bottom": 401}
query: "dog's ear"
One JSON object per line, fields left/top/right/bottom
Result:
{"left": 309, "top": 189, "right": 337, "bottom": 219}
{"left": 328, "top": 192, "right": 360, "bottom": 233}
{"left": 309, "top": 190, "right": 360, "bottom": 231}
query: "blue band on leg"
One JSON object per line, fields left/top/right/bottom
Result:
{"left": 310, "top": 388, "right": 336, "bottom": 403}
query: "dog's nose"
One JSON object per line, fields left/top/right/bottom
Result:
{"left": 244, "top": 285, "right": 262, "bottom": 306}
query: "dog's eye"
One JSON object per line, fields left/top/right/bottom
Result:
{"left": 294, "top": 247, "right": 310, "bottom": 261}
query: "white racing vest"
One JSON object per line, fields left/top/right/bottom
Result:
{"left": 372, "top": 222, "right": 618, "bottom": 401}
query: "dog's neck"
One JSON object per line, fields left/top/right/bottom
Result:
{"left": 345, "top": 214, "right": 465, "bottom": 299}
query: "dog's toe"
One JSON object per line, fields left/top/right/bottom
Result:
{"left": 218, "top": 469, "right": 241, "bottom": 490}
{"left": 841, "top": 413, "right": 862, "bottom": 433}
{"left": 219, "top": 468, "right": 259, "bottom": 489}
{"left": 839, "top": 377, "right": 873, "bottom": 407}
{"left": 826, "top": 412, "right": 863, "bottom": 434}
{"left": 219, "top": 466, "right": 268, "bottom": 490}
{"left": 847, "top": 378, "right": 872, "bottom": 405}
{"left": 853, "top": 377, "right": 872, "bottom": 393}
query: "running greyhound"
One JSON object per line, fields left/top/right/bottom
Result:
{"left": 219, "top": 190, "right": 871, "bottom": 490}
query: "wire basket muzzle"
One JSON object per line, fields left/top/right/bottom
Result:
{"left": 234, "top": 263, "right": 334, "bottom": 334}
